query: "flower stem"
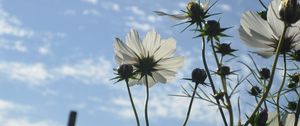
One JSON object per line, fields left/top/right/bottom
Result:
{"left": 200, "top": 33, "right": 228, "bottom": 126}
{"left": 125, "top": 79, "right": 140, "bottom": 126}
{"left": 210, "top": 39, "right": 234, "bottom": 126}
{"left": 182, "top": 83, "right": 199, "bottom": 126}
{"left": 275, "top": 53, "right": 287, "bottom": 125}
{"left": 294, "top": 94, "right": 300, "bottom": 126}
{"left": 244, "top": 24, "right": 288, "bottom": 126}
{"left": 144, "top": 75, "right": 150, "bottom": 126}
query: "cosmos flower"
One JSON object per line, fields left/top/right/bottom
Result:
{"left": 154, "top": 0, "right": 212, "bottom": 31}
{"left": 114, "top": 29, "right": 184, "bottom": 87}
{"left": 239, "top": 0, "right": 300, "bottom": 58}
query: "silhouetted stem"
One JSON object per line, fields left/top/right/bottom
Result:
{"left": 125, "top": 79, "right": 140, "bottom": 126}
{"left": 294, "top": 92, "right": 300, "bottom": 126}
{"left": 276, "top": 53, "right": 287, "bottom": 125}
{"left": 182, "top": 83, "right": 199, "bottom": 126}
{"left": 144, "top": 75, "right": 150, "bottom": 126}
{"left": 244, "top": 24, "right": 288, "bottom": 126}
{"left": 200, "top": 31, "right": 228, "bottom": 126}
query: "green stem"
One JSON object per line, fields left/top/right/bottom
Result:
{"left": 200, "top": 34, "right": 228, "bottom": 126}
{"left": 210, "top": 39, "right": 234, "bottom": 126}
{"left": 294, "top": 95, "right": 300, "bottom": 126}
{"left": 182, "top": 83, "right": 199, "bottom": 126}
{"left": 275, "top": 53, "right": 287, "bottom": 125}
{"left": 144, "top": 75, "right": 150, "bottom": 126}
{"left": 244, "top": 24, "right": 288, "bottom": 126}
{"left": 125, "top": 79, "right": 140, "bottom": 126}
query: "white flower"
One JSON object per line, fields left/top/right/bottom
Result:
{"left": 239, "top": 0, "right": 300, "bottom": 58}
{"left": 114, "top": 29, "right": 184, "bottom": 87}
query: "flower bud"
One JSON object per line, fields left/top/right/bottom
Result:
{"left": 290, "top": 73, "right": 300, "bottom": 83}
{"left": 214, "top": 92, "right": 225, "bottom": 100}
{"left": 215, "top": 43, "right": 236, "bottom": 56}
{"left": 287, "top": 101, "right": 297, "bottom": 111}
{"left": 259, "top": 68, "right": 270, "bottom": 80}
{"left": 279, "top": 0, "right": 300, "bottom": 24}
{"left": 205, "top": 20, "right": 221, "bottom": 37}
{"left": 249, "top": 86, "right": 261, "bottom": 96}
{"left": 217, "top": 66, "right": 231, "bottom": 76}
{"left": 187, "top": 1, "right": 205, "bottom": 22}
{"left": 287, "top": 82, "right": 297, "bottom": 88}
{"left": 117, "top": 64, "right": 134, "bottom": 79}
{"left": 257, "top": 109, "right": 268, "bottom": 126}
{"left": 192, "top": 68, "right": 207, "bottom": 84}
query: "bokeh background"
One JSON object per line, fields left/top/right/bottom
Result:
{"left": 0, "top": 0, "right": 282, "bottom": 125}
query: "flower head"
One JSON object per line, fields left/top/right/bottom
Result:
{"left": 114, "top": 29, "right": 184, "bottom": 87}
{"left": 279, "top": 0, "right": 300, "bottom": 24}
{"left": 239, "top": 0, "right": 300, "bottom": 58}
{"left": 154, "top": 0, "right": 216, "bottom": 31}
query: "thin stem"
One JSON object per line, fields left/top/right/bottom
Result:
{"left": 276, "top": 53, "right": 287, "bottom": 125}
{"left": 210, "top": 39, "right": 234, "bottom": 126}
{"left": 144, "top": 75, "right": 150, "bottom": 126}
{"left": 201, "top": 34, "right": 228, "bottom": 126}
{"left": 294, "top": 96, "right": 300, "bottom": 126}
{"left": 125, "top": 79, "right": 140, "bottom": 126}
{"left": 244, "top": 24, "right": 288, "bottom": 126}
{"left": 182, "top": 83, "right": 199, "bottom": 126}
{"left": 258, "top": 0, "right": 268, "bottom": 10}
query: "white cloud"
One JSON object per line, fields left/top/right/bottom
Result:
{"left": 82, "top": 9, "right": 100, "bottom": 16}
{"left": 125, "top": 21, "right": 152, "bottom": 32}
{"left": 63, "top": 9, "right": 77, "bottom": 16}
{"left": 0, "top": 62, "right": 51, "bottom": 86}
{"left": 101, "top": 2, "right": 121, "bottom": 12}
{"left": 126, "top": 6, "right": 145, "bottom": 16}
{"left": 0, "top": 9, "right": 33, "bottom": 38}
{"left": 54, "top": 57, "right": 113, "bottom": 85}
{"left": 81, "top": 0, "right": 98, "bottom": 5}
{"left": 38, "top": 45, "right": 50, "bottom": 55}
{"left": 0, "top": 40, "right": 28, "bottom": 52}
{"left": 218, "top": 4, "right": 232, "bottom": 12}
{"left": 0, "top": 99, "right": 62, "bottom": 126}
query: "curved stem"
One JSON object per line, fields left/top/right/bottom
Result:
{"left": 182, "top": 83, "right": 199, "bottom": 126}
{"left": 125, "top": 79, "right": 140, "bottom": 126}
{"left": 210, "top": 39, "right": 234, "bottom": 126}
{"left": 144, "top": 75, "right": 150, "bottom": 126}
{"left": 244, "top": 24, "right": 288, "bottom": 126}
{"left": 201, "top": 35, "right": 228, "bottom": 126}
{"left": 276, "top": 53, "right": 287, "bottom": 125}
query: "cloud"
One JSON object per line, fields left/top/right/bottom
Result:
{"left": 82, "top": 9, "right": 100, "bottom": 16}
{"left": 0, "top": 39, "right": 27, "bottom": 52}
{"left": 81, "top": 0, "right": 98, "bottom": 5}
{"left": 0, "top": 99, "right": 62, "bottom": 126}
{"left": 0, "top": 9, "right": 33, "bottom": 38}
{"left": 63, "top": 9, "right": 77, "bottom": 16}
{"left": 101, "top": 2, "right": 121, "bottom": 12}
{"left": 0, "top": 62, "right": 52, "bottom": 86}
{"left": 218, "top": 4, "right": 232, "bottom": 12}
{"left": 126, "top": 6, "right": 145, "bottom": 16}
{"left": 125, "top": 21, "right": 152, "bottom": 32}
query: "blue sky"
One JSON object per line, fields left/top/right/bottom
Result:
{"left": 0, "top": 0, "right": 285, "bottom": 126}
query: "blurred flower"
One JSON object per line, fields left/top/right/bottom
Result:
{"left": 114, "top": 29, "right": 184, "bottom": 87}
{"left": 154, "top": 0, "right": 215, "bottom": 31}
{"left": 279, "top": 0, "right": 300, "bottom": 24}
{"left": 239, "top": 0, "right": 300, "bottom": 58}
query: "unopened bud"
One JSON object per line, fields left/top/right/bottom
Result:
{"left": 118, "top": 64, "right": 134, "bottom": 79}
{"left": 259, "top": 68, "right": 270, "bottom": 80}
{"left": 250, "top": 86, "right": 261, "bottom": 96}
{"left": 279, "top": 0, "right": 300, "bottom": 24}
{"left": 192, "top": 68, "right": 207, "bottom": 84}
{"left": 217, "top": 66, "right": 231, "bottom": 76}
{"left": 205, "top": 20, "right": 221, "bottom": 37}
{"left": 287, "top": 101, "right": 297, "bottom": 111}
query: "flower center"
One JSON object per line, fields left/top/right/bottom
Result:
{"left": 271, "top": 36, "right": 294, "bottom": 54}
{"left": 135, "top": 56, "right": 157, "bottom": 76}
{"left": 186, "top": 2, "right": 205, "bottom": 22}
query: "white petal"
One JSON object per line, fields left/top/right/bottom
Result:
{"left": 114, "top": 38, "right": 137, "bottom": 64}
{"left": 154, "top": 11, "right": 188, "bottom": 20}
{"left": 240, "top": 11, "right": 274, "bottom": 41}
{"left": 267, "top": 0, "right": 284, "bottom": 37}
{"left": 126, "top": 29, "right": 144, "bottom": 57}
{"left": 156, "top": 56, "right": 184, "bottom": 72}
{"left": 143, "top": 29, "right": 161, "bottom": 56}
{"left": 154, "top": 38, "right": 176, "bottom": 60}
{"left": 152, "top": 71, "right": 167, "bottom": 83}
{"left": 141, "top": 76, "right": 157, "bottom": 88}
{"left": 239, "top": 26, "right": 273, "bottom": 48}
{"left": 255, "top": 48, "right": 274, "bottom": 58}
{"left": 267, "top": 112, "right": 278, "bottom": 126}
{"left": 200, "top": 0, "right": 210, "bottom": 11}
